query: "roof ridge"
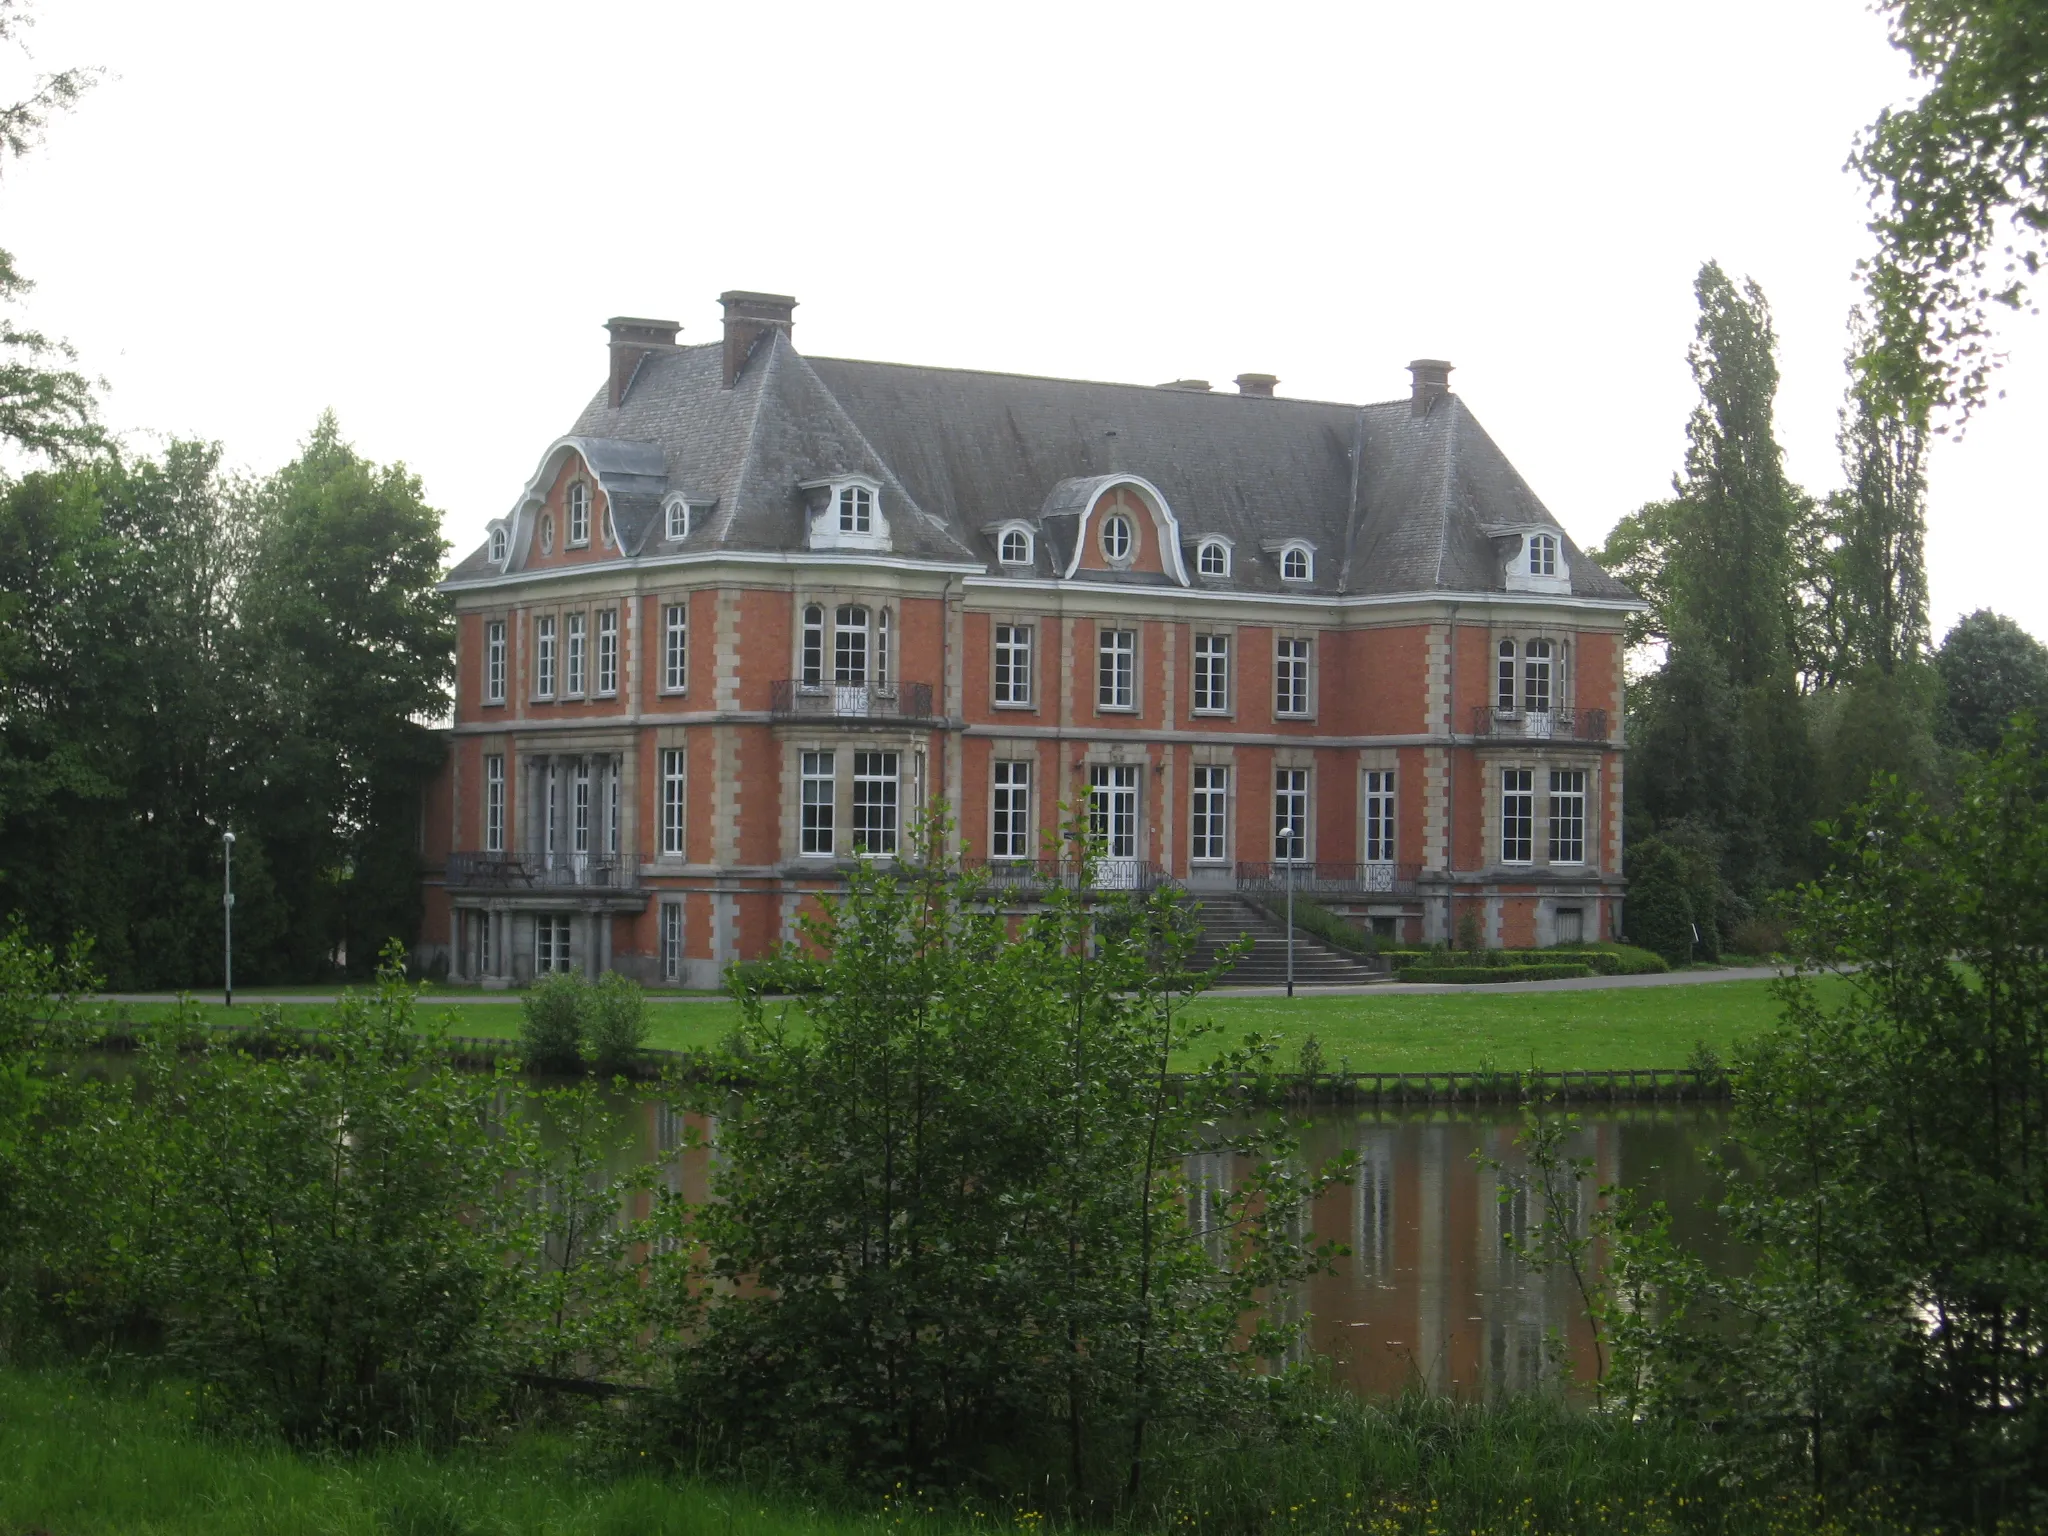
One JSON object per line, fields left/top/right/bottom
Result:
{"left": 810, "top": 351, "right": 1411, "bottom": 413}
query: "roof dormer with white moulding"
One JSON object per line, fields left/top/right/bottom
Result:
{"left": 800, "top": 474, "right": 891, "bottom": 553}
{"left": 1489, "top": 523, "right": 1573, "bottom": 594}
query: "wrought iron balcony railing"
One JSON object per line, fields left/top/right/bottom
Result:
{"left": 1469, "top": 706, "right": 1610, "bottom": 743}
{"left": 1234, "top": 861, "right": 1422, "bottom": 896}
{"left": 770, "top": 680, "right": 937, "bottom": 723}
{"left": 965, "top": 856, "right": 1175, "bottom": 896}
{"left": 445, "top": 851, "right": 633, "bottom": 891}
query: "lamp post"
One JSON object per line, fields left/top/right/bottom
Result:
{"left": 223, "top": 829, "right": 236, "bottom": 1009}
{"left": 1285, "top": 825, "right": 1297, "bottom": 1000}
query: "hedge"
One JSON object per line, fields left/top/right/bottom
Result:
{"left": 1381, "top": 944, "right": 1666, "bottom": 977}
{"left": 1399, "top": 963, "right": 1595, "bottom": 984}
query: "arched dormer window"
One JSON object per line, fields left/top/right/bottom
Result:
{"left": 1279, "top": 543, "right": 1312, "bottom": 582}
{"left": 1528, "top": 532, "right": 1559, "bottom": 577}
{"left": 1101, "top": 512, "right": 1134, "bottom": 563}
{"left": 998, "top": 526, "right": 1033, "bottom": 565}
{"left": 838, "top": 485, "right": 873, "bottom": 534}
{"left": 1496, "top": 640, "right": 1517, "bottom": 712}
{"left": 802, "top": 476, "right": 889, "bottom": 552}
{"left": 1197, "top": 538, "right": 1231, "bottom": 578}
{"left": 665, "top": 497, "right": 692, "bottom": 540}
{"left": 566, "top": 482, "right": 591, "bottom": 546}
{"left": 489, "top": 525, "right": 507, "bottom": 564}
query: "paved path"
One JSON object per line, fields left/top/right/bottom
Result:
{"left": 94, "top": 965, "right": 1796, "bottom": 1007}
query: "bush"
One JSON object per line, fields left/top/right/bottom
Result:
{"left": 1249, "top": 894, "right": 1376, "bottom": 956}
{"left": 1400, "top": 963, "right": 1593, "bottom": 984}
{"left": 1621, "top": 837, "right": 1706, "bottom": 965}
{"left": 585, "top": 972, "right": 647, "bottom": 1073}
{"left": 1724, "top": 916, "right": 1785, "bottom": 957}
{"left": 520, "top": 972, "right": 587, "bottom": 1072}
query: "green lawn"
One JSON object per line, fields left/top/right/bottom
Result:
{"left": 86, "top": 974, "right": 1827, "bottom": 1073}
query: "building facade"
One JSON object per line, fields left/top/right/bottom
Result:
{"left": 418, "top": 292, "right": 1640, "bottom": 987}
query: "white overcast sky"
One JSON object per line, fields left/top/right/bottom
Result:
{"left": 8, "top": 0, "right": 2044, "bottom": 637}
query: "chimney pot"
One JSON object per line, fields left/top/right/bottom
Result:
{"left": 1407, "top": 358, "right": 1453, "bottom": 415}
{"left": 719, "top": 290, "right": 797, "bottom": 388}
{"left": 604, "top": 316, "right": 681, "bottom": 408}
{"left": 1235, "top": 372, "right": 1278, "bottom": 398}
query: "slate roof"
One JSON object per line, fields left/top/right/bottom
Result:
{"left": 448, "top": 331, "right": 1635, "bottom": 603}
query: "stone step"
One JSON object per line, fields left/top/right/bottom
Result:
{"left": 1187, "top": 896, "right": 1386, "bottom": 986}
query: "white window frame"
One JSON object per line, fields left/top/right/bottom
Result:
{"left": 991, "top": 759, "right": 1032, "bottom": 859}
{"left": 834, "top": 605, "right": 870, "bottom": 686}
{"left": 596, "top": 609, "right": 618, "bottom": 695}
{"left": 572, "top": 758, "right": 591, "bottom": 854}
{"left": 565, "top": 612, "right": 586, "bottom": 697}
{"left": 1549, "top": 768, "right": 1586, "bottom": 865}
{"left": 1190, "top": 765, "right": 1229, "bottom": 864}
{"left": 661, "top": 901, "right": 683, "bottom": 981}
{"left": 1501, "top": 768, "right": 1535, "bottom": 864}
{"left": 1101, "top": 513, "right": 1133, "bottom": 563}
{"left": 1273, "top": 768, "right": 1309, "bottom": 863}
{"left": 489, "top": 525, "right": 507, "bottom": 563}
{"left": 800, "top": 751, "right": 835, "bottom": 856}
{"left": 997, "top": 526, "right": 1033, "bottom": 565}
{"left": 838, "top": 484, "right": 873, "bottom": 534}
{"left": 665, "top": 497, "right": 692, "bottom": 540}
{"left": 852, "top": 750, "right": 899, "bottom": 857}
{"left": 876, "top": 607, "right": 891, "bottom": 689}
{"left": 1363, "top": 769, "right": 1396, "bottom": 864}
{"left": 662, "top": 602, "right": 688, "bottom": 693}
{"left": 536, "top": 913, "right": 572, "bottom": 974}
{"left": 1529, "top": 532, "right": 1559, "bottom": 576}
{"left": 535, "top": 615, "right": 557, "bottom": 699}
{"left": 1196, "top": 538, "right": 1230, "bottom": 578}
{"left": 485, "top": 620, "right": 506, "bottom": 705}
{"left": 660, "top": 747, "right": 686, "bottom": 857}
{"left": 1524, "top": 639, "right": 1554, "bottom": 716}
{"left": 484, "top": 754, "right": 504, "bottom": 853}
{"left": 1280, "top": 543, "right": 1313, "bottom": 582}
{"left": 1275, "top": 637, "right": 1311, "bottom": 718}
{"left": 1191, "top": 633, "right": 1231, "bottom": 715}
{"left": 606, "top": 754, "right": 620, "bottom": 855}
{"left": 800, "top": 605, "right": 825, "bottom": 688}
{"left": 993, "top": 623, "right": 1033, "bottom": 707}
{"left": 566, "top": 482, "right": 591, "bottom": 547}
{"left": 1496, "top": 640, "right": 1518, "bottom": 712}
{"left": 1097, "top": 627, "right": 1136, "bottom": 711}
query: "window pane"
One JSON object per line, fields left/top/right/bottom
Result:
{"left": 801, "top": 751, "right": 834, "bottom": 855}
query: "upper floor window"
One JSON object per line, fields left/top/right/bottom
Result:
{"left": 838, "top": 485, "right": 873, "bottom": 534}
{"left": 1275, "top": 637, "right": 1311, "bottom": 717}
{"left": 1098, "top": 627, "right": 1136, "bottom": 710}
{"left": 1528, "top": 532, "right": 1559, "bottom": 577}
{"left": 1101, "top": 513, "right": 1133, "bottom": 563}
{"left": 666, "top": 498, "right": 691, "bottom": 540}
{"left": 565, "top": 612, "right": 586, "bottom": 696}
{"left": 663, "top": 603, "right": 688, "bottom": 692}
{"left": 489, "top": 526, "right": 507, "bottom": 563}
{"left": 800, "top": 751, "right": 834, "bottom": 856}
{"left": 1524, "top": 639, "right": 1554, "bottom": 715}
{"left": 835, "top": 605, "right": 870, "bottom": 686}
{"left": 484, "top": 754, "right": 504, "bottom": 853}
{"left": 485, "top": 620, "right": 506, "bottom": 704}
{"left": 876, "top": 607, "right": 892, "bottom": 688}
{"left": 991, "top": 760, "right": 1032, "bottom": 859}
{"left": 1273, "top": 769, "right": 1309, "bottom": 862}
{"left": 1549, "top": 768, "right": 1586, "bottom": 864}
{"left": 801, "top": 605, "right": 825, "bottom": 687}
{"left": 1501, "top": 768, "right": 1534, "bottom": 864}
{"left": 1496, "top": 640, "right": 1517, "bottom": 712}
{"left": 997, "top": 526, "right": 1032, "bottom": 565}
{"left": 1197, "top": 538, "right": 1231, "bottom": 578}
{"left": 994, "top": 623, "right": 1033, "bottom": 707}
{"left": 1363, "top": 769, "right": 1396, "bottom": 863}
{"left": 567, "top": 482, "right": 591, "bottom": 546}
{"left": 661, "top": 747, "right": 687, "bottom": 856}
{"left": 596, "top": 609, "right": 619, "bottom": 695}
{"left": 1191, "top": 633, "right": 1230, "bottom": 714}
{"left": 1280, "top": 543, "right": 1313, "bottom": 582}
{"left": 535, "top": 616, "right": 557, "bottom": 698}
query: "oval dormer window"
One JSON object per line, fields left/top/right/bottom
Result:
{"left": 489, "top": 526, "right": 506, "bottom": 563}
{"left": 999, "top": 527, "right": 1032, "bottom": 565}
{"left": 1528, "top": 532, "right": 1559, "bottom": 577}
{"left": 1101, "top": 513, "right": 1133, "bottom": 562}
{"left": 1197, "top": 538, "right": 1230, "bottom": 577}
{"left": 566, "top": 482, "right": 591, "bottom": 546}
{"left": 1280, "top": 545, "right": 1312, "bottom": 582}
{"left": 539, "top": 513, "right": 555, "bottom": 555}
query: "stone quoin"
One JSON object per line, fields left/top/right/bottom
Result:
{"left": 417, "top": 292, "right": 1643, "bottom": 987}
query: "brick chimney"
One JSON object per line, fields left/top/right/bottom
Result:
{"left": 1235, "top": 372, "right": 1278, "bottom": 398}
{"left": 720, "top": 291, "right": 797, "bottom": 388}
{"left": 604, "top": 317, "right": 681, "bottom": 408}
{"left": 1407, "top": 359, "right": 1453, "bottom": 415}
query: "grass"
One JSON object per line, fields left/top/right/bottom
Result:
{"left": 82, "top": 975, "right": 1823, "bottom": 1074}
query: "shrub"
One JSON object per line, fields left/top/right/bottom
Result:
{"left": 520, "top": 972, "right": 587, "bottom": 1071}
{"left": 1621, "top": 838, "right": 1701, "bottom": 965}
{"left": 1400, "top": 963, "right": 1593, "bottom": 984}
{"left": 584, "top": 972, "right": 647, "bottom": 1073}
{"left": 1250, "top": 894, "right": 1376, "bottom": 955}
{"left": 1725, "top": 916, "right": 1785, "bottom": 957}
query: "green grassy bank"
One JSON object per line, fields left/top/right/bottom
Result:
{"left": 85, "top": 975, "right": 1824, "bottom": 1073}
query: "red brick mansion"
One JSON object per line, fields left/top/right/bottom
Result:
{"left": 418, "top": 292, "right": 1640, "bottom": 986}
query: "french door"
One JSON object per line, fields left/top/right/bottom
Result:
{"left": 1087, "top": 765, "right": 1140, "bottom": 889}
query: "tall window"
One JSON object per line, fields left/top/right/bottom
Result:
{"left": 1098, "top": 627, "right": 1135, "bottom": 709}
{"left": 838, "top": 485, "right": 873, "bottom": 533}
{"left": 1529, "top": 532, "right": 1558, "bottom": 576}
{"left": 573, "top": 758, "right": 591, "bottom": 853}
{"left": 1523, "top": 639, "right": 1553, "bottom": 715}
{"left": 606, "top": 755, "right": 620, "bottom": 855}
{"left": 994, "top": 623, "right": 1032, "bottom": 706}
{"left": 1496, "top": 640, "right": 1517, "bottom": 711}
{"left": 662, "top": 902, "right": 683, "bottom": 980}
{"left": 1549, "top": 769, "right": 1586, "bottom": 864}
{"left": 484, "top": 754, "right": 504, "bottom": 853}
{"left": 1363, "top": 769, "right": 1396, "bottom": 863}
{"left": 489, "top": 526, "right": 507, "bottom": 563}
{"left": 478, "top": 910, "right": 494, "bottom": 974}
{"left": 596, "top": 609, "right": 618, "bottom": 694}
{"left": 565, "top": 613, "right": 586, "bottom": 696}
{"left": 800, "top": 751, "right": 834, "bottom": 855}
{"left": 663, "top": 603, "right": 688, "bottom": 692}
{"left": 991, "top": 760, "right": 1032, "bottom": 858}
{"left": 801, "top": 605, "right": 825, "bottom": 687}
{"left": 876, "top": 607, "right": 891, "bottom": 688}
{"left": 544, "top": 760, "right": 560, "bottom": 855}
{"left": 1501, "top": 768, "right": 1534, "bottom": 863}
{"left": 853, "top": 751, "right": 898, "bottom": 855}
{"left": 834, "top": 605, "right": 870, "bottom": 685}
{"left": 1273, "top": 769, "right": 1309, "bottom": 862}
{"left": 536, "top": 914, "right": 572, "bottom": 974}
{"left": 536, "top": 616, "right": 557, "bottom": 698}
{"left": 660, "top": 748, "right": 686, "bottom": 856}
{"left": 1191, "top": 765, "right": 1228, "bottom": 863}
{"left": 485, "top": 620, "right": 506, "bottom": 704}
{"left": 1192, "top": 633, "right": 1230, "bottom": 714}
{"left": 567, "top": 483, "right": 591, "bottom": 546}
{"left": 666, "top": 499, "right": 690, "bottom": 539}
{"left": 1275, "top": 637, "right": 1311, "bottom": 717}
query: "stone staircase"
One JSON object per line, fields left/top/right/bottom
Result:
{"left": 1187, "top": 896, "right": 1388, "bottom": 987}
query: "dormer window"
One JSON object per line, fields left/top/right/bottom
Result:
{"left": 489, "top": 526, "right": 507, "bottom": 563}
{"left": 803, "top": 476, "right": 889, "bottom": 551}
{"left": 838, "top": 485, "right": 873, "bottom": 534}
{"left": 998, "top": 526, "right": 1033, "bottom": 565}
{"left": 1280, "top": 544, "right": 1312, "bottom": 582}
{"left": 566, "top": 482, "right": 591, "bottom": 546}
{"left": 1101, "top": 513, "right": 1134, "bottom": 562}
{"left": 665, "top": 497, "right": 692, "bottom": 540}
{"left": 1529, "top": 532, "right": 1558, "bottom": 576}
{"left": 540, "top": 513, "right": 555, "bottom": 555}
{"left": 1197, "top": 538, "right": 1231, "bottom": 578}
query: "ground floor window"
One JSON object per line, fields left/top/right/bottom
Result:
{"left": 1556, "top": 906, "right": 1585, "bottom": 944}
{"left": 1363, "top": 769, "right": 1395, "bottom": 863}
{"left": 801, "top": 751, "right": 834, "bottom": 856}
{"left": 476, "top": 911, "right": 493, "bottom": 973}
{"left": 536, "top": 913, "right": 573, "bottom": 973}
{"left": 662, "top": 901, "right": 683, "bottom": 981}
{"left": 1548, "top": 768, "right": 1586, "bottom": 864}
{"left": 1087, "top": 764, "right": 1139, "bottom": 859}
{"left": 991, "top": 759, "right": 1031, "bottom": 858}
{"left": 1501, "top": 769, "right": 1534, "bottom": 864}
{"left": 1190, "top": 765, "right": 1228, "bottom": 863}
{"left": 853, "top": 750, "right": 899, "bottom": 856}
{"left": 1273, "top": 769, "right": 1308, "bottom": 862}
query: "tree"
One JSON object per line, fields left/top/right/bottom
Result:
{"left": 1831, "top": 316, "right": 1932, "bottom": 679}
{"left": 1588, "top": 496, "right": 1680, "bottom": 655}
{"left": 1935, "top": 608, "right": 2048, "bottom": 751}
{"left": 1853, "top": 0, "right": 2048, "bottom": 424}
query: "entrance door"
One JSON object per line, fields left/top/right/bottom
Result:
{"left": 1087, "top": 765, "right": 1140, "bottom": 889}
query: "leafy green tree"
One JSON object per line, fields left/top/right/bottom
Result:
{"left": 241, "top": 414, "right": 452, "bottom": 976}
{"left": 1854, "top": 0, "right": 2048, "bottom": 423}
{"left": 1808, "top": 663, "right": 1943, "bottom": 822}
{"left": 1936, "top": 608, "right": 2048, "bottom": 751}
{"left": 1588, "top": 497, "right": 1680, "bottom": 654}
